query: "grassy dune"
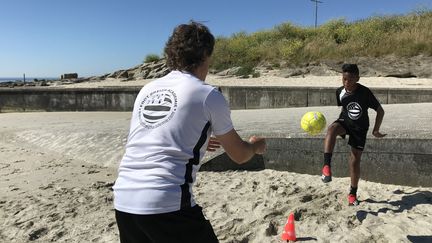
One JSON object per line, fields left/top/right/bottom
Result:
{"left": 210, "top": 9, "right": 432, "bottom": 72}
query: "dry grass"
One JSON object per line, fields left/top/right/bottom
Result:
{"left": 210, "top": 10, "right": 432, "bottom": 72}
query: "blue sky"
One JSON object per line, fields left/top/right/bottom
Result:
{"left": 1, "top": 0, "right": 431, "bottom": 78}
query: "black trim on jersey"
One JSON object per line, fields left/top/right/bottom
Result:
{"left": 144, "top": 105, "right": 171, "bottom": 111}
{"left": 143, "top": 114, "right": 167, "bottom": 120}
{"left": 180, "top": 121, "right": 211, "bottom": 209}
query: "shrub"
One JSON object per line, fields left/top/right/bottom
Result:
{"left": 278, "top": 39, "right": 304, "bottom": 60}
{"left": 144, "top": 54, "right": 160, "bottom": 63}
{"left": 252, "top": 71, "right": 260, "bottom": 78}
{"left": 236, "top": 65, "right": 255, "bottom": 78}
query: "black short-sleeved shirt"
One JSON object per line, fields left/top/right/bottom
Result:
{"left": 336, "top": 84, "right": 381, "bottom": 131}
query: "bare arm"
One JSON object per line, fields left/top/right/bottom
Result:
{"left": 372, "top": 106, "right": 386, "bottom": 138}
{"left": 215, "top": 129, "right": 266, "bottom": 164}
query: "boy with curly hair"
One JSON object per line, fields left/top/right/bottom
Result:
{"left": 113, "top": 21, "right": 266, "bottom": 243}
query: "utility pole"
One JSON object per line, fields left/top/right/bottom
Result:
{"left": 311, "top": 0, "right": 323, "bottom": 28}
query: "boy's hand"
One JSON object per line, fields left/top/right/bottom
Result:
{"left": 206, "top": 137, "right": 221, "bottom": 152}
{"left": 372, "top": 130, "right": 387, "bottom": 138}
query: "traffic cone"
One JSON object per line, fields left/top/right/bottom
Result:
{"left": 281, "top": 212, "right": 296, "bottom": 242}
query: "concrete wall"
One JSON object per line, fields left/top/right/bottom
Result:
{"left": 1, "top": 86, "right": 431, "bottom": 112}
{"left": 0, "top": 87, "right": 137, "bottom": 112}
{"left": 218, "top": 86, "right": 432, "bottom": 109}
{"left": 200, "top": 137, "right": 432, "bottom": 187}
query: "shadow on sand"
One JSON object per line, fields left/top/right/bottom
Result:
{"left": 406, "top": 235, "right": 432, "bottom": 243}
{"left": 355, "top": 190, "right": 432, "bottom": 243}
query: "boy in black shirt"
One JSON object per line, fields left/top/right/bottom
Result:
{"left": 321, "top": 64, "right": 386, "bottom": 206}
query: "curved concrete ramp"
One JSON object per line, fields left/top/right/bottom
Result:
{"left": 200, "top": 137, "right": 432, "bottom": 187}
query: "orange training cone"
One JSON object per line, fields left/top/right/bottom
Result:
{"left": 281, "top": 212, "right": 296, "bottom": 242}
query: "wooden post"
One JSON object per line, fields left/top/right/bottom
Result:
{"left": 311, "top": 0, "right": 323, "bottom": 28}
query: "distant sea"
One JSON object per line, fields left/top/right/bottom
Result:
{"left": 0, "top": 77, "right": 57, "bottom": 83}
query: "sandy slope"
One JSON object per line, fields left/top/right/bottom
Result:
{"left": 50, "top": 74, "right": 432, "bottom": 89}
{"left": 1, "top": 110, "right": 431, "bottom": 242}
{"left": 2, "top": 75, "right": 432, "bottom": 242}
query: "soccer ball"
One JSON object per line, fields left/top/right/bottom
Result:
{"left": 300, "top": 111, "right": 326, "bottom": 135}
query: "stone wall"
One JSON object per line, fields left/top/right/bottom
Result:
{"left": 1, "top": 86, "right": 431, "bottom": 112}
{"left": 200, "top": 137, "right": 432, "bottom": 187}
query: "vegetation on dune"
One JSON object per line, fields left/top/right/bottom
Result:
{"left": 210, "top": 9, "right": 432, "bottom": 74}
{"left": 140, "top": 10, "right": 432, "bottom": 77}
{"left": 144, "top": 54, "right": 161, "bottom": 63}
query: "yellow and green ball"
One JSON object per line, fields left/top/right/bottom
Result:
{"left": 301, "top": 111, "right": 326, "bottom": 135}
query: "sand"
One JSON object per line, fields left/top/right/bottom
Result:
{"left": 1, "top": 75, "right": 432, "bottom": 242}
{"left": 51, "top": 73, "right": 432, "bottom": 89}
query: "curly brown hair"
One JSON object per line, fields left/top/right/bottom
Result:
{"left": 164, "top": 21, "right": 215, "bottom": 72}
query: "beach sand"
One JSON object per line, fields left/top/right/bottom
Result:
{"left": 52, "top": 73, "right": 432, "bottom": 89}
{"left": 1, "top": 76, "right": 432, "bottom": 242}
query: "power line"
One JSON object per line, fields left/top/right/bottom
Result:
{"left": 311, "top": 0, "right": 323, "bottom": 28}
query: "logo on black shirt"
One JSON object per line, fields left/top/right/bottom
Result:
{"left": 138, "top": 89, "right": 178, "bottom": 129}
{"left": 347, "top": 102, "right": 362, "bottom": 120}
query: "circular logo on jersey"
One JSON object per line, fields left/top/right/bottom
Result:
{"left": 347, "top": 102, "right": 362, "bottom": 120}
{"left": 138, "top": 89, "right": 178, "bottom": 129}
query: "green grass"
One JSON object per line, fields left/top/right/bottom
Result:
{"left": 143, "top": 54, "right": 161, "bottom": 63}
{"left": 210, "top": 9, "right": 432, "bottom": 71}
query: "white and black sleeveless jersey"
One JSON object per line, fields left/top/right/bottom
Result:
{"left": 336, "top": 84, "right": 381, "bottom": 131}
{"left": 113, "top": 71, "right": 233, "bottom": 215}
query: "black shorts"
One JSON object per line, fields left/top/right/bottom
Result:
{"left": 334, "top": 119, "right": 367, "bottom": 151}
{"left": 115, "top": 205, "right": 218, "bottom": 243}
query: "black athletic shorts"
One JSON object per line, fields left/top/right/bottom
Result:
{"left": 334, "top": 119, "right": 367, "bottom": 151}
{"left": 115, "top": 205, "right": 218, "bottom": 243}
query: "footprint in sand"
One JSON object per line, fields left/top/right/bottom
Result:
{"left": 86, "top": 169, "right": 100, "bottom": 174}
{"left": 300, "top": 194, "right": 313, "bottom": 203}
{"left": 28, "top": 227, "right": 48, "bottom": 241}
{"left": 0, "top": 163, "right": 10, "bottom": 170}
{"left": 264, "top": 220, "right": 278, "bottom": 236}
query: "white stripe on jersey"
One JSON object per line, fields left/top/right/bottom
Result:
{"left": 339, "top": 88, "right": 347, "bottom": 103}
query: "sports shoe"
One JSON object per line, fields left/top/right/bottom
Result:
{"left": 321, "top": 165, "right": 332, "bottom": 183}
{"left": 348, "top": 194, "right": 359, "bottom": 206}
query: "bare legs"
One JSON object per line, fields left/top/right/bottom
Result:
{"left": 324, "top": 122, "right": 362, "bottom": 205}
{"left": 324, "top": 123, "right": 362, "bottom": 187}
{"left": 349, "top": 147, "right": 362, "bottom": 188}
{"left": 324, "top": 123, "right": 346, "bottom": 154}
